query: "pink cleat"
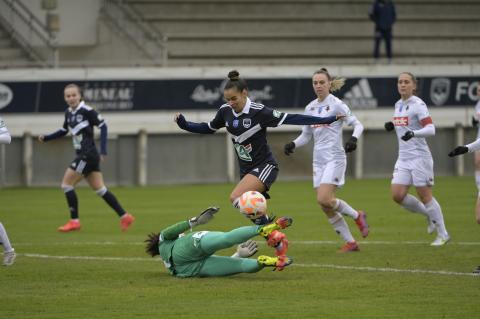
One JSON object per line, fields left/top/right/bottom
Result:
{"left": 58, "top": 220, "right": 81, "bottom": 232}
{"left": 120, "top": 213, "right": 135, "bottom": 232}
{"left": 355, "top": 211, "right": 369, "bottom": 238}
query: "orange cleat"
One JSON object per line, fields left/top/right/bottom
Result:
{"left": 338, "top": 241, "right": 359, "bottom": 253}
{"left": 355, "top": 211, "right": 369, "bottom": 238}
{"left": 120, "top": 213, "right": 135, "bottom": 232}
{"left": 58, "top": 220, "right": 81, "bottom": 232}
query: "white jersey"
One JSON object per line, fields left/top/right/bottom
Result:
{"left": 0, "top": 116, "right": 11, "bottom": 144}
{"left": 293, "top": 94, "right": 360, "bottom": 164}
{"left": 475, "top": 100, "right": 480, "bottom": 139}
{"left": 393, "top": 95, "right": 432, "bottom": 160}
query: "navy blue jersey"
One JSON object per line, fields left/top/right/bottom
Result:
{"left": 208, "top": 98, "right": 287, "bottom": 175}
{"left": 61, "top": 101, "right": 105, "bottom": 157}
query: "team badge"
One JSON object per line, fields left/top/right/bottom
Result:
{"left": 430, "top": 78, "right": 450, "bottom": 106}
{"left": 243, "top": 118, "right": 252, "bottom": 128}
{"left": 272, "top": 110, "right": 281, "bottom": 118}
{"left": 76, "top": 114, "right": 83, "bottom": 122}
{"left": 233, "top": 119, "right": 239, "bottom": 128}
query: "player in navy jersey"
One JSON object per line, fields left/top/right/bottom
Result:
{"left": 38, "top": 84, "right": 135, "bottom": 232}
{"left": 175, "top": 70, "right": 341, "bottom": 254}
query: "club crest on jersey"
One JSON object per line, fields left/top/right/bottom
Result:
{"left": 76, "top": 114, "right": 83, "bottom": 122}
{"left": 243, "top": 118, "right": 252, "bottom": 128}
{"left": 393, "top": 116, "right": 408, "bottom": 126}
{"left": 233, "top": 119, "right": 239, "bottom": 128}
{"left": 272, "top": 110, "right": 281, "bottom": 118}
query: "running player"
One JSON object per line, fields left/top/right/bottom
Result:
{"left": 174, "top": 70, "right": 341, "bottom": 254}
{"left": 384, "top": 72, "right": 449, "bottom": 246}
{"left": 448, "top": 135, "right": 480, "bottom": 224}
{"left": 0, "top": 116, "right": 16, "bottom": 265}
{"left": 283, "top": 68, "right": 369, "bottom": 253}
{"left": 145, "top": 207, "right": 294, "bottom": 277}
{"left": 38, "top": 84, "right": 134, "bottom": 232}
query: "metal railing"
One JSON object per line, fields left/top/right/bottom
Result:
{"left": 0, "top": 0, "right": 58, "bottom": 67}
{"left": 101, "top": 0, "right": 168, "bottom": 66}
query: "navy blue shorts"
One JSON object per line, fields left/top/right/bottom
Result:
{"left": 69, "top": 154, "right": 100, "bottom": 176}
{"left": 241, "top": 163, "right": 279, "bottom": 197}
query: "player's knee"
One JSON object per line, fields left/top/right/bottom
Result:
{"left": 95, "top": 186, "right": 108, "bottom": 197}
{"left": 61, "top": 184, "right": 74, "bottom": 193}
{"left": 317, "top": 196, "right": 335, "bottom": 211}
{"left": 391, "top": 193, "right": 405, "bottom": 204}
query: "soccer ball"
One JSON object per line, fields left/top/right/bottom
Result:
{"left": 238, "top": 191, "right": 267, "bottom": 219}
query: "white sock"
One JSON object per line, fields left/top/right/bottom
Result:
{"left": 334, "top": 199, "right": 359, "bottom": 220}
{"left": 400, "top": 194, "right": 429, "bottom": 216}
{"left": 475, "top": 171, "right": 480, "bottom": 190}
{"left": 232, "top": 197, "right": 240, "bottom": 209}
{"left": 0, "top": 222, "right": 13, "bottom": 252}
{"left": 425, "top": 197, "right": 449, "bottom": 238}
{"left": 328, "top": 213, "right": 355, "bottom": 243}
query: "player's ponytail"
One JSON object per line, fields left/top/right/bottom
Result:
{"left": 314, "top": 68, "right": 346, "bottom": 92}
{"left": 224, "top": 70, "right": 248, "bottom": 92}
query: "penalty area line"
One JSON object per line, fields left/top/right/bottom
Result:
{"left": 20, "top": 253, "right": 478, "bottom": 277}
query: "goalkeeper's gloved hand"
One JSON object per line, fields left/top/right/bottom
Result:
{"left": 344, "top": 136, "right": 358, "bottom": 153}
{"left": 189, "top": 207, "right": 219, "bottom": 227}
{"left": 384, "top": 121, "right": 395, "bottom": 132}
{"left": 472, "top": 116, "right": 479, "bottom": 128}
{"left": 175, "top": 113, "right": 188, "bottom": 130}
{"left": 448, "top": 146, "right": 468, "bottom": 157}
{"left": 401, "top": 131, "right": 415, "bottom": 141}
{"left": 233, "top": 240, "right": 258, "bottom": 258}
{"left": 284, "top": 141, "right": 295, "bottom": 155}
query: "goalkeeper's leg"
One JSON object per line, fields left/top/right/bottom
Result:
{"left": 199, "top": 226, "right": 260, "bottom": 255}
{"left": 198, "top": 255, "right": 262, "bottom": 277}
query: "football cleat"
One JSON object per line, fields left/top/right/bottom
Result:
{"left": 274, "top": 237, "right": 289, "bottom": 256}
{"left": 120, "top": 213, "right": 135, "bottom": 232}
{"left": 430, "top": 235, "right": 450, "bottom": 246}
{"left": 355, "top": 211, "right": 369, "bottom": 238}
{"left": 3, "top": 249, "right": 16, "bottom": 266}
{"left": 258, "top": 216, "right": 293, "bottom": 238}
{"left": 338, "top": 241, "right": 360, "bottom": 253}
{"left": 257, "top": 255, "right": 293, "bottom": 271}
{"left": 58, "top": 220, "right": 81, "bottom": 232}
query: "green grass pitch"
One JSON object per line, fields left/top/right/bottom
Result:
{"left": 0, "top": 177, "right": 479, "bottom": 319}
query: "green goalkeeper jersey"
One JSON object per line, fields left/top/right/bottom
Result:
{"left": 158, "top": 220, "right": 211, "bottom": 277}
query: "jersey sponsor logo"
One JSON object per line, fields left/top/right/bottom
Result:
{"left": 234, "top": 143, "right": 253, "bottom": 162}
{"left": 243, "top": 118, "right": 252, "bottom": 128}
{"left": 430, "top": 78, "right": 450, "bottom": 106}
{"left": 272, "top": 110, "right": 281, "bottom": 118}
{"left": 233, "top": 119, "right": 239, "bottom": 128}
{"left": 0, "top": 83, "right": 13, "bottom": 110}
{"left": 393, "top": 116, "right": 409, "bottom": 126}
{"left": 310, "top": 124, "right": 330, "bottom": 128}
{"left": 342, "top": 78, "right": 378, "bottom": 109}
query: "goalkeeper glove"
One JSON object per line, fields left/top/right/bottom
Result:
{"left": 344, "top": 136, "right": 358, "bottom": 153}
{"left": 448, "top": 146, "right": 469, "bottom": 157}
{"left": 189, "top": 207, "right": 219, "bottom": 227}
{"left": 384, "top": 121, "right": 395, "bottom": 132}
{"left": 401, "top": 131, "right": 415, "bottom": 141}
{"left": 232, "top": 240, "right": 258, "bottom": 258}
{"left": 284, "top": 141, "right": 295, "bottom": 155}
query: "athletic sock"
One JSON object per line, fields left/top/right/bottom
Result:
{"left": 335, "top": 199, "right": 359, "bottom": 219}
{"left": 0, "top": 222, "right": 13, "bottom": 252}
{"left": 96, "top": 187, "right": 126, "bottom": 217}
{"left": 400, "top": 194, "right": 429, "bottom": 216}
{"left": 328, "top": 213, "right": 355, "bottom": 243}
{"left": 425, "top": 197, "right": 449, "bottom": 238}
{"left": 475, "top": 171, "right": 480, "bottom": 190}
{"left": 63, "top": 187, "right": 79, "bottom": 219}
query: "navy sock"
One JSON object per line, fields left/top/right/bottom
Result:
{"left": 65, "top": 190, "right": 78, "bottom": 219}
{"left": 102, "top": 191, "right": 126, "bottom": 217}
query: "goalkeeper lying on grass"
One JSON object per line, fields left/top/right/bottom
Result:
{"left": 144, "top": 207, "right": 293, "bottom": 277}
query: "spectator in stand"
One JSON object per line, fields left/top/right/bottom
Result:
{"left": 369, "top": 0, "right": 396, "bottom": 63}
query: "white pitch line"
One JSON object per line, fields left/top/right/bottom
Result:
{"left": 14, "top": 240, "right": 480, "bottom": 246}
{"left": 20, "top": 253, "right": 479, "bottom": 278}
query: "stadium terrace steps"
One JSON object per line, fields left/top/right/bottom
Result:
{"left": 122, "top": 0, "right": 480, "bottom": 66}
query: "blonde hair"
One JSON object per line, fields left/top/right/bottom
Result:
{"left": 64, "top": 83, "right": 83, "bottom": 99}
{"left": 314, "top": 68, "right": 345, "bottom": 92}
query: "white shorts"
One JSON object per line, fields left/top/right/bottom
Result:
{"left": 391, "top": 157, "right": 434, "bottom": 187}
{"left": 313, "top": 159, "right": 346, "bottom": 188}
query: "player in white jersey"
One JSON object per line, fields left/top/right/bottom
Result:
{"left": 0, "top": 117, "right": 16, "bottom": 265}
{"left": 384, "top": 72, "right": 449, "bottom": 246}
{"left": 283, "top": 68, "right": 369, "bottom": 253}
{"left": 448, "top": 133, "right": 480, "bottom": 224}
